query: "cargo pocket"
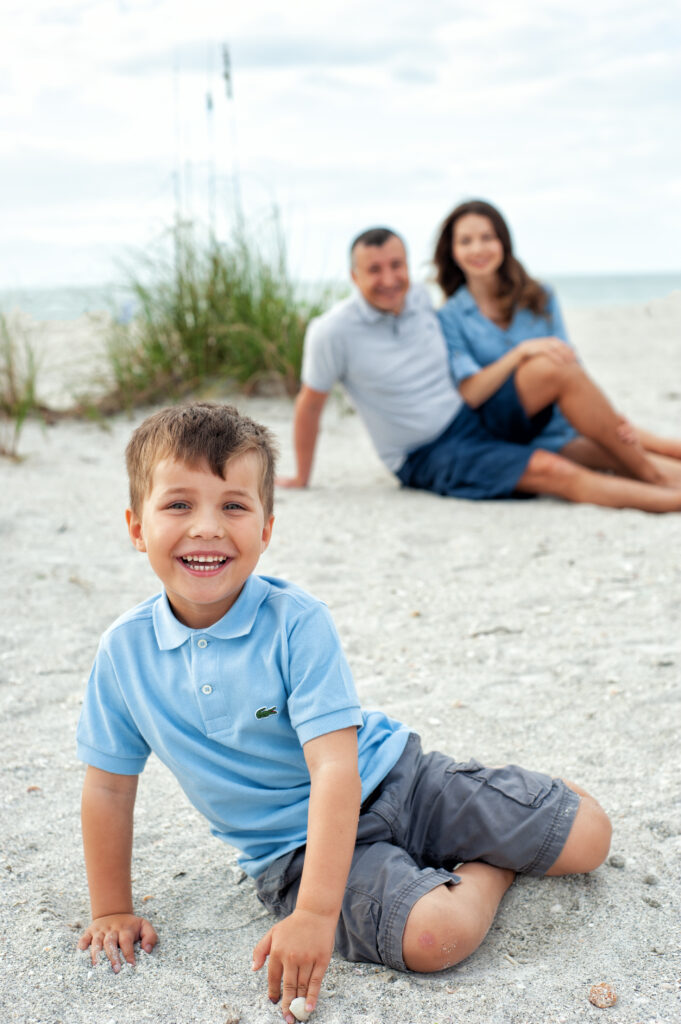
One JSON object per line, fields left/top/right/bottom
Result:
{"left": 447, "top": 759, "right": 553, "bottom": 808}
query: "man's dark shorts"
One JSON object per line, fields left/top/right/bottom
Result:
{"left": 397, "top": 377, "right": 558, "bottom": 500}
{"left": 255, "top": 733, "right": 580, "bottom": 971}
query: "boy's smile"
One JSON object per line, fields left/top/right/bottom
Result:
{"left": 126, "top": 453, "right": 274, "bottom": 629}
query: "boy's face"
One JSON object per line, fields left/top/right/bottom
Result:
{"left": 126, "top": 453, "right": 273, "bottom": 629}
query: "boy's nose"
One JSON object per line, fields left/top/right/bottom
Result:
{"left": 188, "top": 511, "right": 224, "bottom": 537}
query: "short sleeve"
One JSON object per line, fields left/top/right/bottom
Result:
{"left": 77, "top": 645, "right": 151, "bottom": 775}
{"left": 437, "top": 302, "right": 482, "bottom": 383}
{"left": 301, "top": 316, "right": 345, "bottom": 393}
{"left": 285, "top": 603, "right": 362, "bottom": 746}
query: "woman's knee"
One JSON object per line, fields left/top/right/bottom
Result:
{"left": 517, "top": 353, "right": 579, "bottom": 394}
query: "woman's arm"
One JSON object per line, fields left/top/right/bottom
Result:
{"left": 458, "top": 338, "right": 576, "bottom": 408}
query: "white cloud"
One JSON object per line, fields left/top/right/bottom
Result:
{"left": 1, "top": 0, "right": 679, "bottom": 286}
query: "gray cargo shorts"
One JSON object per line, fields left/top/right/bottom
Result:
{"left": 255, "top": 732, "right": 580, "bottom": 971}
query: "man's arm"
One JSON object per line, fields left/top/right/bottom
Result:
{"left": 252, "top": 727, "right": 361, "bottom": 1023}
{"left": 276, "top": 385, "right": 329, "bottom": 488}
{"left": 78, "top": 766, "right": 158, "bottom": 971}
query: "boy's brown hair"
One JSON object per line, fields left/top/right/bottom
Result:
{"left": 125, "top": 402, "right": 279, "bottom": 517}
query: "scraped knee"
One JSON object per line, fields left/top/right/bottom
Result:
{"left": 402, "top": 886, "right": 476, "bottom": 973}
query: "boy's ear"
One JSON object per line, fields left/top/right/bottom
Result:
{"left": 126, "top": 508, "right": 147, "bottom": 552}
{"left": 260, "top": 514, "right": 274, "bottom": 553}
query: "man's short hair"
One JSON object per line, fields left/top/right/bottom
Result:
{"left": 126, "top": 402, "right": 279, "bottom": 518}
{"left": 349, "top": 227, "right": 405, "bottom": 266}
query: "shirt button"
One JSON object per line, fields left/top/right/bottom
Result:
{"left": 201, "top": 684, "right": 213, "bottom": 695}
{"left": 197, "top": 638, "right": 208, "bottom": 649}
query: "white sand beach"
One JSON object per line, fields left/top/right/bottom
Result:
{"left": 1, "top": 295, "right": 681, "bottom": 1023}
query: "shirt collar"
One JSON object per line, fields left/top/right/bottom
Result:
{"left": 353, "top": 285, "right": 419, "bottom": 324}
{"left": 152, "top": 574, "right": 270, "bottom": 650}
{"left": 454, "top": 286, "right": 477, "bottom": 314}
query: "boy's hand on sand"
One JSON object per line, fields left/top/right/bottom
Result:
{"left": 78, "top": 914, "right": 158, "bottom": 973}
{"left": 252, "top": 908, "right": 336, "bottom": 1023}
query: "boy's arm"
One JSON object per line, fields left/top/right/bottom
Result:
{"left": 252, "top": 726, "right": 361, "bottom": 1023}
{"left": 78, "top": 765, "right": 158, "bottom": 971}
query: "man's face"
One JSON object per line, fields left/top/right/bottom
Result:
{"left": 351, "top": 236, "right": 410, "bottom": 315}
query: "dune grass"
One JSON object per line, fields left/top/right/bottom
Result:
{"left": 0, "top": 314, "right": 42, "bottom": 459}
{"left": 103, "top": 222, "right": 334, "bottom": 411}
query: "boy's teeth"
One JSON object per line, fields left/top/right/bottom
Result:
{"left": 182, "top": 555, "right": 227, "bottom": 567}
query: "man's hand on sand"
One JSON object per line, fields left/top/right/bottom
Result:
{"left": 276, "top": 476, "right": 308, "bottom": 489}
{"left": 78, "top": 914, "right": 158, "bottom": 972}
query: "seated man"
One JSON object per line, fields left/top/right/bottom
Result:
{"left": 279, "top": 228, "right": 681, "bottom": 512}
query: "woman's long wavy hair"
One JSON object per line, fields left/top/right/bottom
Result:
{"left": 433, "top": 199, "right": 548, "bottom": 322}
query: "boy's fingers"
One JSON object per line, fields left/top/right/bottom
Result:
{"left": 252, "top": 928, "right": 272, "bottom": 971}
{"left": 104, "top": 934, "right": 122, "bottom": 973}
{"left": 281, "top": 968, "right": 298, "bottom": 1023}
{"left": 266, "top": 954, "right": 283, "bottom": 1003}
{"left": 118, "top": 931, "right": 136, "bottom": 966}
{"left": 296, "top": 963, "right": 313, "bottom": 999}
{"left": 304, "top": 963, "right": 326, "bottom": 1011}
{"left": 139, "top": 919, "right": 158, "bottom": 953}
{"left": 89, "top": 933, "right": 103, "bottom": 966}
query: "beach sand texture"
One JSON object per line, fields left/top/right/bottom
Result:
{"left": 1, "top": 296, "right": 680, "bottom": 1023}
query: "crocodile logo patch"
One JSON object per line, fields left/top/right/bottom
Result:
{"left": 255, "top": 705, "right": 278, "bottom": 720}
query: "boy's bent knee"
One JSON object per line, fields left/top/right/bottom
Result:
{"left": 402, "top": 886, "right": 477, "bottom": 972}
{"left": 546, "top": 791, "right": 612, "bottom": 876}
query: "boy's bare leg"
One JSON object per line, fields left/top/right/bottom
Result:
{"left": 514, "top": 357, "right": 666, "bottom": 485}
{"left": 545, "top": 783, "right": 612, "bottom": 876}
{"left": 516, "top": 449, "right": 681, "bottom": 512}
{"left": 402, "top": 783, "right": 610, "bottom": 973}
{"left": 402, "top": 864, "right": 515, "bottom": 972}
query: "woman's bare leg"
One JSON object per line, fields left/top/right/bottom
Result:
{"left": 514, "top": 358, "right": 667, "bottom": 485}
{"left": 561, "top": 437, "right": 681, "bottom": 487}
{"left": 635, "top": 426, "right": 681, "bottom": 461}
{"left": 516, "top": 449, "right": 681, "bottom": 512}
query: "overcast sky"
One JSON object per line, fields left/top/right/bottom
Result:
{"left": 3, "top": 0, "right": 680, "bottom": 288}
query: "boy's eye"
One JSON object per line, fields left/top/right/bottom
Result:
{"left": 224, "top": 502, "right": 245, "bottom": 511}
{"left": 168, "top": 501, "right": 190, "bottom": 510}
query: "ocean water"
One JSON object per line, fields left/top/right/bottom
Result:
{"left": 0, "top": 273, "right": 679, "bottom": 322}
{"left": 547, "top": 272, "right": 680, "bottom": 310}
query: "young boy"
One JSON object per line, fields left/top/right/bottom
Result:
{"left": 77, "top": 402, "right": 611, "bottom": 1023}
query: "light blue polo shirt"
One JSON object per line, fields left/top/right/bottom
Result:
{"left": 77, "top": 574, "right": 409, "bottom": 877}
{"left": 302, "top": 285, "right": 463, "bottom": 472}
{"left": 438, "top": 285, "right": 577, "bottom": 449}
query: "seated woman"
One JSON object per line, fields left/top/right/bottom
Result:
{"left": 433, "top": 199, "right": 681, "bottom": 503}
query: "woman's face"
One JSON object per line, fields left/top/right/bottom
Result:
{"left": 451, "top": 213, "right": 504, "bottom": 283}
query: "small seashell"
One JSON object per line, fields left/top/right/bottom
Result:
{"left": 289, "top": 996, "right": 311, "bottom": 1021}
{"left": 588, "top": 982, "right": 617, "bottom": 1008}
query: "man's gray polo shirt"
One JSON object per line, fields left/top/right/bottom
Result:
{"left": 301, "top": 285, "right": 463, "bottom": 472}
